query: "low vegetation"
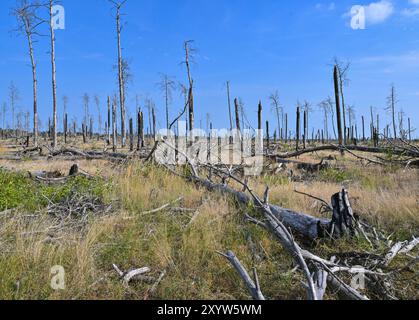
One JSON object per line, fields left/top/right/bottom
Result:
{"left": 0, "top": 144, "right": 417, "bottom": 300}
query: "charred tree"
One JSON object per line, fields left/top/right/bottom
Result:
{"left": 333, "top": 65, "right": 343, "bottom": 146}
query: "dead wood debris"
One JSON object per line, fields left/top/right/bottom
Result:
{"left": 156, "top": 140, "right": 418, "bottom": 301}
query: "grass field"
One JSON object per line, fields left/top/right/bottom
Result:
{"left": 0, "top": 138, "right": 418, "bottom": 300}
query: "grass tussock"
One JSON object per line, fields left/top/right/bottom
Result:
{"left": 0, "top": 149, "right": 417, "bottom": 300}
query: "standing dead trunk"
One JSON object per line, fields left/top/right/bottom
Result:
{"left": 49, "top": 0, "right": 58, "bottom": 149}
{"left": 257, "top": 101, "right": 262, "bottom": 132}
{"left": 107, "top": 96, "right": 111, "bottom": 145}
{"left": 112, "top": 100, "right": 117, "bottom": 153}
{"left": 137, "top": 110, "right": 144, "bottom": 150}
{"left": 64, "top": 113, "right": 68, "bottom": 144}
{"left": 388, "top": 85, "right": 397, "bottom": 140}
{"left": 129, "top": 118, "right": 134, "bottom": 151}
{"left": 110, "top": 1, "right": 127, "bottom": 147}
{"left": 15, "top": 4, "right": 40, "bottom": 147}
{"left": 296, "top": 106, "right": 301, "bottom": 151}
{"left": 408, "top": 118, "right": 411, "bottom": 142}
{"left": 184, "top": 41, "right": 195, "bottom": 138}
{"left": 362, "top": 116, "right": 365, "bottom": 141}
{"left": 226, "top": 81, "right": 233, "bottom": 131}
{"left": 89, "top": 117, "right": 93, "bottom": 140}
{"left": 334, "top": 66, "right": 343, "bottom": 146}
{"left": 285, "top": 113, "right": 288, "bottom": 143}
{"left": 234, "top": 98, "right": 241, "bottom": 133}
{"left": 303, "top": 110, "right": 307, "bottom": 149}
{"left": 82, "top": 123, "right": 86, "bottom": 144}
{"left": 152, "top": 107, "right": 156, "bottom": 141}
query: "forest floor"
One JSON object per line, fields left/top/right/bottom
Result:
{"left": 0, "top": 137, "right": 417, "bottom": 300}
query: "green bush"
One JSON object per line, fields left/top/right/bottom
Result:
{"left": 318, "top": 168, "right": 353, "bottom": 183}
{"left": 0, "top": 169, "right": 109, "bottom": 212}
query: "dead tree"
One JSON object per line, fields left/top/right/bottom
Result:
{"left": 303, "top": 107, "right": 307, "bottom": 149}
{"left": 296, "top": 105, "right": 301, "bottom": 151}
{"left": 362, "top": 116, "right": 365, "bottom": 141}
{"left": 234, "top": 98, "right": 241, "bottom": 132}
{"left": 386, "top": 84, "right": 398, "bottom": 140}
{"left": 158, "top": 145, "right": 377, "bottom": 300}
{"left": 152, "top": 106, "right": 156, "bottom": 141}
{"left": 82, "top": 93, "right": 89, "bottom": 129}
{"left": 319, "top": 99, "right": 332, "bottom": 143}
{"left": 257, "top": 101, "right": 263, "bottom": 132}
{"left": 334, "top": 58, "right": 350, "bottom": 144}
{"left": 303, "top": 101, "right": 311, "bottom": 145}
{"left": 137, "top": 110, "right": 144, "bottom": 150}
{"left": 158, "top": 74, "right": 176, "bottom": 130}
{"left": 226, "top": 81, "right": 233, "bottom": 131}
{"left": 112, "top": 99, "right": 117, "bottom": 152}
{"left": 218, "top": 251, "right": 265, "bottom": 300}
{"left": 269, "top": 91, "right": 283, "bottom": 141}
{"left": 107, "top": 96, "right": 111, "bottom": 144}
{"left": 109, "top": 0, "right": 128, "bottom": 147}
{"left": 64, "top": 113, "right": 67, "bottom": 144}
{"left": 82, "top": 123, "right": 86, "bottom": 144}
{"left": 333, "top": 65, "right": 344, "bottom": 146}
{"left": 94, "top": 95, "right": 102, "bottom": 134}
{"left": 13, "top": 0, "right": 42, "bottom": 146}
{"left": 45, "top": 0, "right": 59, "bottom": 148}
{"left": 184, "top": 41, "right": 195, "bottom": 137}
{"left": 8, "top": 82, "right": 20, "bottom": 134}
{"left": 1, "top": 102, "right": 6, "bottom": 130}
{"left": 129, "top": 118, "right": 134, "bottom": 151}
{"left": 408, "top": 118, "right": 412, "bottom": 141}
{"left": 89, "top": 117, "right": 93, "bottom": 140}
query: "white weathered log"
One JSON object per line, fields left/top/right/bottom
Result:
{"left": 123, "top": 267, "right": 151, "bottom": 284}
{"left": 191, "top": 175, "right": 330, "bottom": 241}
{"left": 220, "top": 251, "right": 265, "bottom": 301}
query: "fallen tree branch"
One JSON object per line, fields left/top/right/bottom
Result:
{"left": 140, "top": 197, "right": 183, "bottom": 215}
{"left": 218, "top": 251, "right": 265, "bottom": 300}
{"left": 272, "top": 145, "right": 419, "bottom": 159}
{"left": 112, "top": 264, "right": 151, "bottom": 285}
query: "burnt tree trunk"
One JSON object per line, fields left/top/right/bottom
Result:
{"left": 129, "top": 118, "right": 134, "bottom": 152}
{"left": 64, "top": 113, "right": 68, "bottom": 144}
{"left": 334, "top": 66, "right": 343, "bottom": 146}
{"left": 296, "top": 106, "right": 301, "bottom": 151}
{"left": 112, "top": 100, "right": 117, "bottom": 153}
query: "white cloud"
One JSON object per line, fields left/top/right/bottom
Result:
{"left": 357, "top": 50, "right": 419, "bottom": 68}
{"left": 403, "top": 0, "right": 419, "bottom": 16}
{"left": 315, "top": 2, "right": 336, "bottom": 11}
{"left": 364, "top": 0, "right": 394, "bottom": 24}
{"left": 346, "top": 1, "right": 394, "bottom": 27}
{"left": 402, "top": 8, "right": 419, "bottom": 15}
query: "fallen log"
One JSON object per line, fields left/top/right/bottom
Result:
{"left": 191, "top": 175, "right": 331, "bottom": 241}
{"left": 272, "top": 145, "right": 419, "bottom": 159}
{"left": 218, "top": 251, "right": 265, "bottom": 300}
{"left": 50, "top": 148, "right": 130, "bottom": 160}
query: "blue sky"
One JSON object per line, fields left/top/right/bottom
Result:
{"left": 0, "top": 0, "right": 418, "bottom": 135}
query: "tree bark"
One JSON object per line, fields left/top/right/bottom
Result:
{"left": 334, "top": 66, "right": 343, "bottom": 146}
{"left": 49, "top": 0, "right": 58, "bottom": 149}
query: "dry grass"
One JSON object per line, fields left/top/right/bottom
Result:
{"left": 0, "top": 138, "right": 417, "bottom": 300}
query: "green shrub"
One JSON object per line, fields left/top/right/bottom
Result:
{"left": 318, "top": 168, "right": 353, "bottom": 183}
{"left": 0, "top": 169, "right": 109, "bottom": 212}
